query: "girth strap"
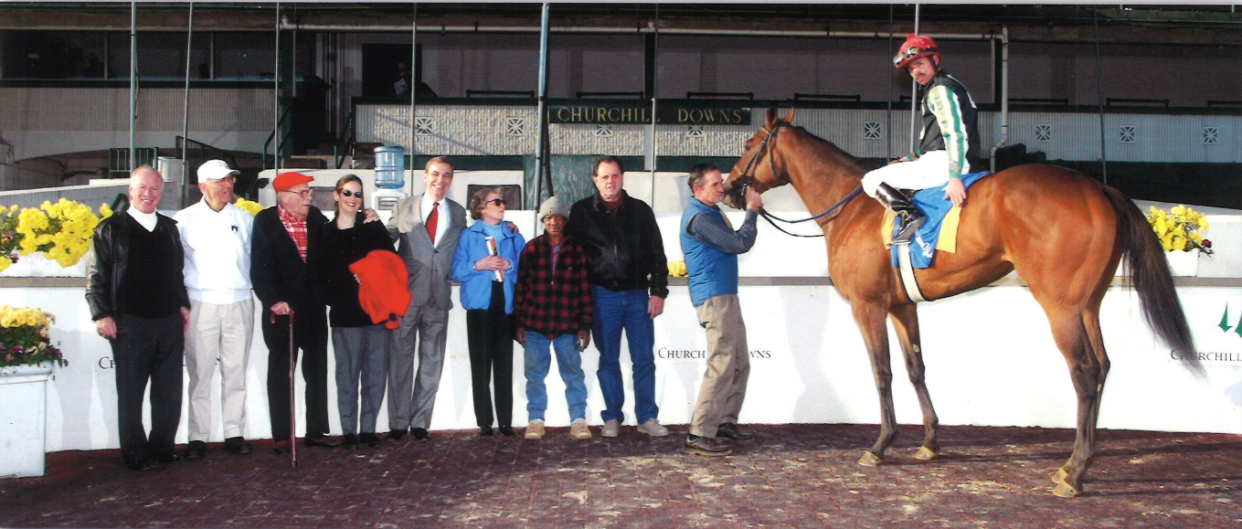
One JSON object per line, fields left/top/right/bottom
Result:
{"left": 896, "top": 242, "right": 928, "bottom": 304}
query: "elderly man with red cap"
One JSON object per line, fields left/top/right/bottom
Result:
{"left": 862, "top": 34, "right": 980, "bottom": 243}
{"left": 250, "top": 172, "right": 336, "bottom": 453}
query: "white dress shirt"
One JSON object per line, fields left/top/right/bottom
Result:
{"left": 173, "top": 200, "right": 254, "bottom": 304}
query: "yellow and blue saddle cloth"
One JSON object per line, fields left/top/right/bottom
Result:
{"left": 883, "top": 171, "right": 992, "bottom": 269}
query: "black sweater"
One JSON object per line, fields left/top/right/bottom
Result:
{"left": 317, "top": 212, "right": 397, "bottom": 328}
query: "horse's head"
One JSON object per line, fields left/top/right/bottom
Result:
{"left": 723, "top": 107, "right": 795, "bottom": 209}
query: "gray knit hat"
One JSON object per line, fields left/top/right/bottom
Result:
{"left": 538, "top": 196, "right": 569, "bottom": 221}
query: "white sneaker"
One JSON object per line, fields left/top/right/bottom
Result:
{"left": 570, "top": 418, "right": 592, "bottom": 440}
{"left": 525, "top": 419, "right": 545, "bottom": 440}
{"left": 637, "top": 418, "right": 669, "bottom": 437}
{"left": 601, "top": 419, "right": 621, "bottom": 438}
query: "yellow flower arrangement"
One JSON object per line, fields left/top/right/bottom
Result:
{"left": 234, "top": 197, "right": 263, "bottom": 217}
{"left": 1147, "top": 205, "right": 1213, "bottom": 254}
{"left": 668, "top": 260, "right": 688, "bottom": 277}
{"left": 0, "top": 200, "right": 112, "bottom": 272}
{"left": 0, "top": 305, "right": 65, "bottom": 368}
{"left": 0, "top": 205, "right": 20, "bottom": 273}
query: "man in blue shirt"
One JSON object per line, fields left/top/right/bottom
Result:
{"left": 679, "top": 162, "right": 763, "bottom": 456}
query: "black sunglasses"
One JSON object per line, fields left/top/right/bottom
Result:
{"left": 486, "top": 198, "right": 507, "bottom": 207}
{"left": 339, "top": 189, "right": 363, "bottom": 198}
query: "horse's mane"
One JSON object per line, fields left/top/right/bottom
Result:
{"left": 776, "top": 120, "right": 869, "bottom": 177}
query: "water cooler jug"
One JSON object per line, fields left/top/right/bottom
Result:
{"left": 372, "top": 145, "right": 408, "bottom": 211}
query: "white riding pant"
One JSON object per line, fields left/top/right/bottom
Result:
{"left": 184, "top": 297, "right": 255, "bottom": 441}
{"left": 861, "top": 151, "right": 969, "bottom": 197}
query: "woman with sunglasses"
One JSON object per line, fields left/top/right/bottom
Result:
{"left": 317, "top": 175, "right": 396, "bottom": 450}
{"left": 452, "top": 187, "right": 526, "bottom": 436}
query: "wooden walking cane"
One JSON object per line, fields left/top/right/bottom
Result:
{"left": 288, "top": 311, "right": 297, "bottom": 469}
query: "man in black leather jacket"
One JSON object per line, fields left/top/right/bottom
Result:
{"left": 565, "top": 156, "right": 670, "bottom": 439}
{"left": 87, "top": 166, "right": 191, "bottom": 471}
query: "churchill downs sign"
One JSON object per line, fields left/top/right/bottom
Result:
{"left": 549, "top": 105, "right": 751, "bottom": 125}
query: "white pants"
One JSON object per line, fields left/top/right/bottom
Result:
{"left": 184, "top": 297, "right": 255, "bottom": 441}
{"left": 861, "top": 151, "right": 968, "bottom": 197}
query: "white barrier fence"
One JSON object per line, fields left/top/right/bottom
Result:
{"left": 3, "top": 278, "right": 1239, "bottom": 453}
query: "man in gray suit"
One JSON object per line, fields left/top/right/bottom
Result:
{"left": 386, "top": 156, "right": 467, "bottom": 441}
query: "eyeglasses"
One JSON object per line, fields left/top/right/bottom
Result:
{"left": 486, "top": 198, "right": 507, "bottom": 207}
{"left": 338, "top": 189, "right": 363, "bottom": 198}
{"left": 280, "top": 189, "right": 313, "bottom": 197}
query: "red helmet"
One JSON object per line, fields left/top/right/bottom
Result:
{"left": 893, "top": 34, "right": 940, "bottom": 70}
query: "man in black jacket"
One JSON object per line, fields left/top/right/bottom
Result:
{"left": 251, "top": 172, "right": 335, "bottom": 453}
{"left": 87, "top": 166, "right": 191, "bottom": 470}
{"left": 566, "top": 156, "right": 670, "bottom": 439}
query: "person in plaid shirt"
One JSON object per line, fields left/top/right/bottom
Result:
{"left": 514, "top": 197, "right": 594, "bottom": 441}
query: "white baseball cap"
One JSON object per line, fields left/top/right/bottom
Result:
{"left": 197, "top": 159, "right": 240, "bottom": 182}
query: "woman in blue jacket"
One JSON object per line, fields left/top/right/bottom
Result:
{"left": 452, "top": 187, "right": 526, "bottom": 436}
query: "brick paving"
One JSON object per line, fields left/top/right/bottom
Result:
{"left": 2, "top": 424, "right": 1240, "bottom": 528}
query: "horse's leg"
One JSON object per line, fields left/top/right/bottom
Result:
{"left": 1049, "top": 300, "right": 1112, "bottom": 497}
{"left": 1040, "top": 306, "right": 1106, "bottom": 498}
{"left": 888, "top": 304, "right": 940, "bottom": 460}
{"left": 853, "top": 302, "right": 898, "bottom": 467}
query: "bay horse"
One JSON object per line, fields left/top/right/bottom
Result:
{"left": 723, "top": 107, "right": 1202, "bottom": 498}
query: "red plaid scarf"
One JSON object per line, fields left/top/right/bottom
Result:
{"left": 278, "top": 206, "right": 309, "bottom": 262}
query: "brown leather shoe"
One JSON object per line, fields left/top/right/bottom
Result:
{"left": 716, "top": 422, "right": 755, "bottom": 445}
{"left": 683, "top": 434, "right": 731, "bottom": 457}
{"left": 304, "top": 435, "right": 339, "bottom": 449}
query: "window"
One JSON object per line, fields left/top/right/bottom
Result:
{"left": 213, "top": 33, "right": 276, "bottom": 80}
{"left": 108, "top": 31, "right": 210, "bottom": 80}
{"left": 1, "top": 30, "right": 106, "bottom": 79}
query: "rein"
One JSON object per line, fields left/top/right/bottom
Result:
{"left": 756, "top": 187, "right": 863, "bottom": 238}
{"left": 733, "top": 123, "right": 863, "bottom": 238}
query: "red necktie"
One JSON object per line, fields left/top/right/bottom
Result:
{"left": 425, "top": 202, "right": 439, "bottom": 243}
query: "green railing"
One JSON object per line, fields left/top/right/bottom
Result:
{"left": 106, "top": 147, "right": 160, "bottom": 179}
{"left": 333, "top": 105, "right": 357, "bottom": 169}
{"left": 262, "top": 103, "right": 295, "bottom": 171}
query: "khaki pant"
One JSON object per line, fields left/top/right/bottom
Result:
{"left": 689, "top": 294, "right": 750, "bottom": 438}
{"left": 184, "top": 298, "right": 255, "bottom": 442}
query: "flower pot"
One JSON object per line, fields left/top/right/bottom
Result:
{"left": 0, "top": 361, "right": 53, "bottom": 478}
{"left": 0, "top": 252, "right": 88, "bottom": 278}
{"left": 1165, "top": 251, "right": 1199, "bottom": 277}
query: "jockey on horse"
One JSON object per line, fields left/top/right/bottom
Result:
{"left": 864, "top": 34, "right": 981, "bottom": 244}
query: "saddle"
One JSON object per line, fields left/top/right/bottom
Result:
{"left": 882, "top": 171, "right": 994, "bottom": 302}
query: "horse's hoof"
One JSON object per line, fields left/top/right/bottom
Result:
{"left": 1052, "top": 480, "right": 1081, "bottom": 498}
{"left": 1050, "top": 467, "right": 1069, "bottom": 485}
{"left": 858, "top": 450, "right": 883, "bottom": 467}
{"left": 913, "top": 446, "right": 938, "bottom": 460}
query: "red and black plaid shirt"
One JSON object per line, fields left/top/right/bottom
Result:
{"left": 514, "top": 234, "right": 593, "bottom": 337}
{"left": 277, "top": 206, "right": 309, "bottom": 262}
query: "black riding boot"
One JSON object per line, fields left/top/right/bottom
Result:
{"left": 875, "top": 183, "right": 925, "bottom": 244}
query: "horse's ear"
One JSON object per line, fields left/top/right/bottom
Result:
{"left": 783, "top": 108, "right": 796, "bottom": 124}
{"left": 765, "top": 106, "right": 779, "bottom": 127}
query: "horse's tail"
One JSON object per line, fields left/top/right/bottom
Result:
{"left": 1103, "top": 186, "right": 1204, "bottom": 376}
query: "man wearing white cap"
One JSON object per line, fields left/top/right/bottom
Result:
{"left": 173, "top": 159, "right": 256, "bottom": 459}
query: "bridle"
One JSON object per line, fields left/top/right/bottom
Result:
{"left": 731, "top": 123, "right": 862, "bottom": 238}
{"left": 731, "top": 123, "right": 782, "bottom": 197}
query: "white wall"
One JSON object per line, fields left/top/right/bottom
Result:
{"left": 5, "top": 280, "right": 1239, "bottom": 453}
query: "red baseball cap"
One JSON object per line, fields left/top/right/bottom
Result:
{"left": 272, "top": 172, "right": 315, "bottom": 193}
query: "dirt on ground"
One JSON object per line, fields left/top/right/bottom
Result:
{"left": 1, "top": 424, "right": 1239, "bottom": 528}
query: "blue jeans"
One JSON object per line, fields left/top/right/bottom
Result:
{"left": 592, "top": 286, "right": 658, "bottom": 424}
{"left": 524, "top": 332, "right": 588, "bottom": 421}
